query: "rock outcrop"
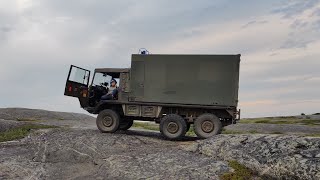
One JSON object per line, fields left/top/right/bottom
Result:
{"left": 0, "top": 119, "right": 26, "bottom": 132}
{"left": 1, "top": 108, "right": 320, "bottom": 179}
{"left": 0, "top": 108, "right": 95, "bottom": 121}
{"left": 0, "top": 129, "right": 229, "bottom": 179}
{"left": 186, "top": 134, "right": 320, "bottom": 179}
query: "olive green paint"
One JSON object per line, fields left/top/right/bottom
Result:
{"left": 129, "top": 54, "right": 240, "bottom": 107}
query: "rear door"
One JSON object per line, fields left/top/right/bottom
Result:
{"left": 64, "top": 65, "right": 90, "bottom": 97}
{"left": 129, "top": 58, "right": 145, "bottom": 101}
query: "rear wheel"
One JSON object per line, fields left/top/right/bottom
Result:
{"left": 96, "top": 109, "right": 120, "bottom": 133}
{"left": 119, "top": 118, "right": 134, "bottom": 130}
{"left": 160, "top": 114, "right": 187, "bottom": 140}
{"left": 194, "top": 113, "right": 222, "bottom": 138}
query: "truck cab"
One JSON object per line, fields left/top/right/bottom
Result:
{"left": 64, "top": 54, "right": 241, "bottom": 140}
{"left": 64, "top": 66, "right": 130, "bottom": 112}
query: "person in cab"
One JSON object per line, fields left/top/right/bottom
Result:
{"left": 101, "top": 79, "right": 118, "bottom": 100}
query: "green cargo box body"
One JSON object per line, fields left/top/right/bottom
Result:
{"left": 129, "top": 54, "right": 240, "bottom": 107}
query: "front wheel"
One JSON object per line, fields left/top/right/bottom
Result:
{"left": 160, "top": 114, "right": 187, "bottom": 140}
{"left": 194, "top": 113, "right": 222, "bottom": 138}
{"left": 96, "top": 109, "right": 120, "bottom": 133}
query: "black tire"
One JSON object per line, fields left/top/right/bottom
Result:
{"left": 194, "top": 113, "right": 222, "bottom": 138}
{"left": 119, "top": 118, "right": 134, "bottom": 130}
{"left": 96, "top": 109, "right": 120, "bottom": 133}
{"left": 160, "top": 114, "right": 187, "bottom": 140}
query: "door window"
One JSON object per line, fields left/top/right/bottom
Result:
{"left": 68, "top": 66, "right": 90, "bottom": 85}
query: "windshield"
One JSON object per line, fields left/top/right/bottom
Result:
{"left": 92, "top": 72, "right": 120, "bottom": 87}
{"left": 92, "top": 73, "right": 112, "bottom": 86}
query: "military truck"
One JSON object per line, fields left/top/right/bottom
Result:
{"left": 64, "top": 54, "right": 241, "bottom": 140}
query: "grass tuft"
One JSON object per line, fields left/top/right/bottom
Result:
{"left": 132, "top": 122, "right": 198, "bottom": 136}
{"left": 221, "top": 128, "right": 259, "bottom": 135}
{"left": 132, "top": 122, "right": 159, "bottom": 131}
{"left": 0, "top": 124, "right": 56, "bottom": 142}
{"left": 271, "top": 131, "right": 283, "bottom": 134}
{"left": 248, "top": 130, "right": 258, "bottom": 134}
{"left": 240, "top": 118, "right": 320, "bottom": 126}
{"left": 222, "top": 129, "right": 244, "bottom": 134}
{"left": 304, "top": 133, "right": 320, "bottom": 137}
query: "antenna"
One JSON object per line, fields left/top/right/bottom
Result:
{"left": 138, "top": 48, "right": 150, "bottom": 55}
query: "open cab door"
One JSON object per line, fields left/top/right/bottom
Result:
{"left": 64, "top": 65, "right": 90, "bottom": 108}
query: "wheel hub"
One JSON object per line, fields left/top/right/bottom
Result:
{"left": 201, "top": 120, "right": 214, "bottom": 133}
{"left": 102, "top": 116, "right": 113, "bottom": 127}
{"left": 167, "top": 122, "right": 179, "bottom": 134}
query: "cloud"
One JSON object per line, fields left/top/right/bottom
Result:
{"left": 1, "top": 0, "right": 320, "bottom": 118}
{"left": 272, "top": 0, "right": 320, "bottom": 18}
{"left": 240, "top": 100, "right": 277, "bottom": 107}
{"left": 262, "top": 75, "right": 313, "bottom": 83}
{"left": 241, "top": 20, "right": 268, "bottom": 28}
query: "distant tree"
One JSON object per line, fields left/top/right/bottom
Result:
{"left": 301, "top": 113, "right": 305, "bottom": 116}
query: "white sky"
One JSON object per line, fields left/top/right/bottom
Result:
{"left": 0, "top": 0, "right": 320, "bottom": 117}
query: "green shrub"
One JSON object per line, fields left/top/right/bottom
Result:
{"left": 0, "top": 124, "right": 56, "bottom": 142}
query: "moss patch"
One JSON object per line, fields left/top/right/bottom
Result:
{"left": 299, "top": 120, "right": 320, "bottom": 126}
{"left": 221, "top": 160, "right": 256, "bottom": 180}
{"left": 248, "top": 130, "right": 258, "bottom": 134}
{"left": 221, "top": 128, "right": 259, "bottom": 135}
{"left": 186, "top": 126, "right": 196, "bottom": 136}
{"left": 304, "top": 133, "right": 320, "bottom": 137}
{"left": 16, "top": 118, "right": 39, "bottom": 122}
{"left": 221, "top": 129, "right": 244, "bottom": 134}
{"left": 271, "top": 131, "right": 283, "bottom": 134}
{"left": 0, "top": 124, "right": 56, "bottom": 142}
